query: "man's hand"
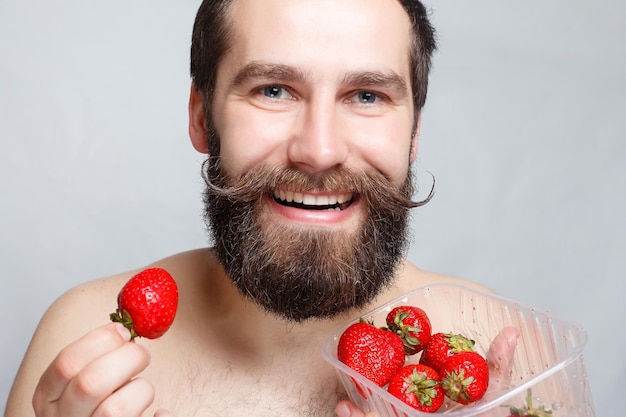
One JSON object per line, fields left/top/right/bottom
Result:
{"left": 335, "top": 400, "right": 376, "bottom": 417}
{"left": 334, "top": 326, "right": 520, "bottom": 417}
{"left": 32, "top": 323, "right": 156, "bottom": 417}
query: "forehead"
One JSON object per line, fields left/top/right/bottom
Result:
{"left": 222, "top": 0, "right": 413, "bottom": 81}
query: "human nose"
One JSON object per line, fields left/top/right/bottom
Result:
{"left": 287, "top": 96, "right": 349, "bottom": 174}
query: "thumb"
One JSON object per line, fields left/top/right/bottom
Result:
{"left": 486, "top": 326, "right": 520, "bottom": 383}
{"left": 335, "top": 400, "right": 377, "bottom": 417}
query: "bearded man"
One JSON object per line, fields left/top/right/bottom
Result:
{"left": 6, "top": 1, "right": 517, "bottom": 417}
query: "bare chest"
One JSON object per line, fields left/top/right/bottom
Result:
{"left": 146, "top": 348, "right": 346, "bottom": 417}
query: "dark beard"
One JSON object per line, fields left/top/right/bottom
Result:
{"left": 202, "top": 157, "right": 431, "bottom": 322}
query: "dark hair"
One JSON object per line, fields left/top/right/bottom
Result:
{"left": 190, "top": 0, "right": 437, "bottom": 118}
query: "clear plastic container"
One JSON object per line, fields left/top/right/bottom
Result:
{"left": 322, "top": 283, "right": 596, "bottom": 416}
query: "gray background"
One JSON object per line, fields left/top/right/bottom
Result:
{"left": 1, "top": 1, "right": 623, "bottom": 416}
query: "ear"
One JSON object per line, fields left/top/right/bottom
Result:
{"left": 409, "top": 113, "right": 421, "bottom": 163}
{"left": 188, "top": 83, "right": 209, "bottom": 154}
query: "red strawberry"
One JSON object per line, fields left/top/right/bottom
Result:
{"left": 110, "top": 267, "right": 178, "bottom": 340}
{"left": 505, "top": 389, "right": 553, "bottom": 416}
{"left": 387, "top": 364, "right": 444, "bottom": 413}
{"left": 440, "top": 351, "right": 489, "bottom": 404}
{"left": 337, "top": 320, "right": 406, "bottom": 387}
{"left": 385, "top": 306, "right": 432, "bottom": 355}
{"left": 419, "top": 332, "right": 475, "bottom": 372}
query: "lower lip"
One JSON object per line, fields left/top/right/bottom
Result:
{"left": 268, "top": 196, "right": 360, "bottom": 226}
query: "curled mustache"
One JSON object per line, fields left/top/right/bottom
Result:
{"left": 201, "top": 159, "right": 435, "bottom": 212}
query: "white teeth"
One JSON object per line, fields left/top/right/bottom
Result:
{"left": 273, "top": 190, "right": 352, "bottom": 207}
{"left": 317, "top": 195, "right": 330, "bottom": 206}
{"left": 301, "top": 194, "right": 314, "bottom": 205}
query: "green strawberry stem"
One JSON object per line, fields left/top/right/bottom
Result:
{"left": 441, "top": 368, "right": 474, "bottom": 404}
{"left": 446, "top": 333, "right": 475, "bottom": 352}
{"left": 504, "top": 389, "right": 553, "bottom": 416}
{"left": 391, "top": 310, "right": 423, "bottom": 353}
{"left": 404, "top": 368, "right": 439, "bottom": 407}
{"left": 110, "top": 309, "right": 139, "bottom": 340}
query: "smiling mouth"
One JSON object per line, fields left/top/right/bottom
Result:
{"left": 272, "top": 190, "right": 355, "bottom": 211}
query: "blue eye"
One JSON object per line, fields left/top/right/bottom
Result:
{"left": 261, "top": 85, "right": 291, "bottom": 99}
{"left": 354, "top": 91, "right": 378, "bottom": 104}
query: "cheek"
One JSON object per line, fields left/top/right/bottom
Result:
{"left": 350, "top": 119, "right": 413, "bottom": 182}
{"left": 214, "top": 105, "right": 291, "bottom": 174}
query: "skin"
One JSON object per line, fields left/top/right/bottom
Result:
{"left": 5, "top": 1, "right": 516, "bottom": 416}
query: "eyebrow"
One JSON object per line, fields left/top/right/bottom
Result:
{"left": 342, "top": 71, "right": 409, "bottom": 99}
{"left": 229, "top": 61, "right": 409, "bottom": 99}
{"left": 230, "top": 62, "right": 308, "bottom": 90}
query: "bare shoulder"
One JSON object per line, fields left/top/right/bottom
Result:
{"left": 395, "top": 260, "right": 492, "bottom": 294}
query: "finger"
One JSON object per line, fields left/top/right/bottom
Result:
{"left": 93, "top": 378, "right": 155, "bottom": 417}
{"left": 35, "top": 323, "right": 131, "bottom": 406}
{"left": 336, "top": 400, "right": 377, "bottom": 417}
{"left": 56, "top": 341, "right": 151, "bottom": 417}
{"left": 486, "top": 326, "right": 520, "bottom": 380}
